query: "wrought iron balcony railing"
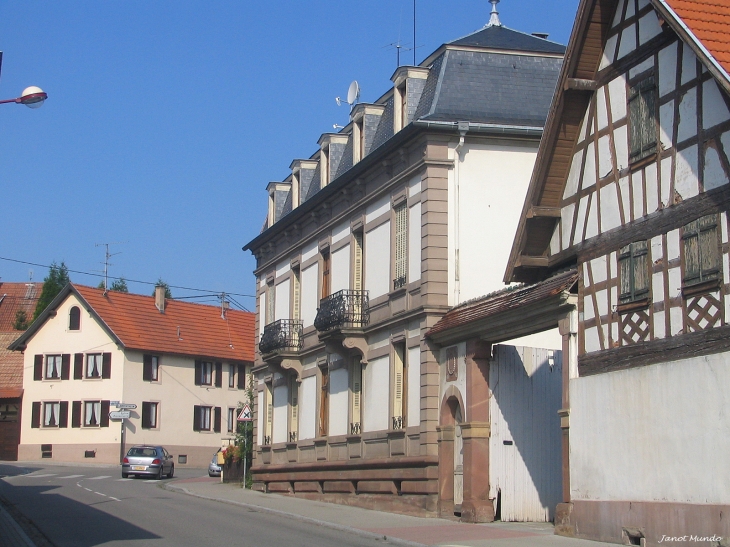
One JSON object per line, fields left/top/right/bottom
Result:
{"left": 259, "top": 319, "right": 303, "bottom": 355}
{"left": 350, "top": 422, "right": 361, "bottom": 435}
{"left": 314, "top": 290, "right": 369, "bottom": 332}
{"left": 392, "top": 415, "right": 404, "bottom": 430}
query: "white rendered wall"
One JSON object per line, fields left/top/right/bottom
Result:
{"left": 570, "top": 353, "right": 730, "bottom": 504}
{"left": 331, "top": 244, "right": 350, "bottom": 294}
{"left": 329, "top": 367, "right": 349, "bottom": 436}
{"left": 365, "top": 221, "right": 391, "bottom": 299}
{"left": 272, "top": 384, "right": 288, "bottom": 444}
{"left": 363, "top": 355, "right": 389, "bottom": 432}
{"left": 407, "top": 345, "right": 421, "bottom": 427}
{"left": 274, "top": 279, "right": 290, "bottom": 321}
{"left": 298, "top": 375, "right": 317, "bottom": 440}
{"left": 300, "top": 263, "right": 318, "bottom": 328}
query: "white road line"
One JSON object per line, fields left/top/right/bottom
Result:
{"left": 109, "top": 497, "right": 121, "bottom": 501}
{"left": 117, "top": 478, "right": 133, "bottom": 481}
{"left": 84, "top": 488, "right": 92, "bottom": 492}
{"left": 94, "top": 492, "right": 106, "bottom": 497}
{"left": 59, "top": 475, "right": 84, "bottom": 479}
{"left": 87, "top": 475, "right": 112, "bottom": 480}
{"left": 24, "top": 473, "right": 57, "bottom": 478}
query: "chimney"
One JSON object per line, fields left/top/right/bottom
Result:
{"left": 155, "top": 285, "right": 166, "bottom": 313}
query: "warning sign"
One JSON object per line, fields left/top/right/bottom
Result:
{"left": 237, "top": 403, "right": 253, "bottom": 422}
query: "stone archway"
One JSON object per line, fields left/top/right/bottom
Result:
{"left": 437, "top": 386, "right": 465, "bottom": 517}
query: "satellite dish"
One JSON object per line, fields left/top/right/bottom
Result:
{"left": 347, "top": 80, "right": 360, "bottom": 105}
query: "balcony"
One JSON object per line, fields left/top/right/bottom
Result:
{"left": 259, "top": 319, "right": 303, "bottom": 355}
{"left": 314, "top": 290, "right": 369, "bottom": 332}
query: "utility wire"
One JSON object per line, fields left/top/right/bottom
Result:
{"left": 0, "top": 256, "right": 255, "bottom": 300}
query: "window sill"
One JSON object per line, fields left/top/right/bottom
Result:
{"left": 629, "top": 153, "right": 658, "bottom": 172}
{"left": 616, "top": 298, "right": 650, "bottom": 314}
{"left": 682, "top": 278, "right": 721, "bottom": 298}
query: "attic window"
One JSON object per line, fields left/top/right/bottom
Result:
{"left": 69, "top": 306, "right": 80, "bottom": 331}
{"left": 395, "top": 82, "right": 408, "bottom": 132}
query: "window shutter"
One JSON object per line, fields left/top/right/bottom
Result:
{"left": 214, "top": 407, "right": 221, "bottom": 433}
{"left": 31, "top": 402, "right": 41, "bottom": 428}
{"left": 194, "top": 361, "right": 202, "bottom": 386}
{"left": 61, "top": 354, "right": 71, "bottom": 380}
{"left": 237, "top": 364, "right": 246, "bottom": 389}
{"left": 73, "top": 354, "right": 83, "bottom": 380}
{"left": 292, "top": 270, "right": 301, "bottom": 321}
{"left": 215, "top": 363, "right": 222, "bottom": 387}
{"left": 102, "top": 353, "right": 112, "bottom": 379}
{"left": 34, "top": 355, "right": 43, "bottom": 381}
{"left": 143, "top": 355, "right": 152, "bottom": 381}
{"left": 353, "top": 232, "right": 363, "bottom": 291}
{"left": 351, "top": 362, "right": 362, "bottom": 426}
{"left": 193, "top": 405, "right": 201, "bottom": 431}
{"left": 142, "top": 402, "right": 151, "bottom": 429}
{"left": 394, "top": 203, "right": 408, "bottom": 288}
{"left": 71, "top": 401, "right": 82, "bottom": 428}
{"left": 59, "top": 401, "right": 69, "bottom": 428}
{"left": 633, "top": 241, "right": 649, "bottom": 298}
{"left": 100, "top": 401, "right": 110, "bottom": 427}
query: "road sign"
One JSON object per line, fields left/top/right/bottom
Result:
{"left": 115, "top": 403, "right": 137, "bottom": 410}
{"left": 109, "top": 411, "right": 130, "bottom": 420}
{"left": 110, "top": 401, "right": 120, "bottom": 406}
{"left": 237, "top": 403, "right": 253, "bottom": 422}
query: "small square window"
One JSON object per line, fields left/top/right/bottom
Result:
{"left": 86, "top": 354, "right": 102, "bottom": 379}
{"left": 143, "top": 355, "right": 160, "bottom": 382}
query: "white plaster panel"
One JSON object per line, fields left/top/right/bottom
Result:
{"left": 608, "top": 76, "right": 627, "bottom": 122}
{"left": 592, "top": 255, "right": 608, "bottom": 284}
{"left": 329, "top": 367, "right": 349, "bottom": 437}
{"left": 618, "top": 175, "right": 631, "bottom": 221}
{"left": 564, "top": 148, "right": 584, "bottom": 199}
{"left": 658, "top": 43, "right": 677, "bottom": 98}
{"left": 723, "top": 212, "right": 729, "bottom": 244}
{"left": 409, "top": 202, "right": 422, "bottom": 283}
{"left": 632, "top": 170, "right": 644, "bottom": 220}
{"left": 670, "top": 305, "right": 683, "bottom": 336}
{"left": 600, "top": 34, "right": 618, "bottom": 71}
{"left": 681, "top": 43, "right": 697, "bottom": 85}
{"left": 726, "top": 294, "right": 730, "bottom": 324}
{"left": 363, "top": 355, "right": 389, "bottom": 432}
{"left": 259, "top": 293, "right": 266, "bottom": 335}
{"left": 274, "top": 278, "right": 290, "bottom": 321}
{"left": 574, "top": 198, "right": 588, "bottom": 245}
{"left": 562, "top": 203, "right": 575, "bottom": 246}
{"left": 598, "top": 135, "right": 613, "bottom": 179}
{"left": 610, "top": 285, "right": 618, "bottom": 313}
{"left": 653, "top": 311, "right": 665, "bottom": 339}
{"left": 578, "top": 109, "right": 591, "bottom": 143}
{"left": 638, "top": 10, "right": 662, "bottom": 45}
{"left": 408, "top": 320, "right": 421, "bottom": 340}
{"left": 614, "top": 125, "right": 629, "bottom": 171}
{"left": 629, "top": 56, "right": 654, "bottom": 79}
{"left": 585, "top": 197, "right": 599, "bottom": 240}
{"left": 300, "top": 263, "right": 318, "bottom": 328}
{"left": 257, "top": 390, "right": 264, "bottom": 445}
{"left": 677, "top": 87, "right": 698, "bottom": 144}
{"left": 582, "top": 142, "right": 596, "bottom": 189}
{"left": 276, "top": 259, "right": 290, "bottom": 279}
{"left": 612, "top": 0, "right": 626, "bottom": 28}
{"left": 595, "top": 289, "right": 608, "bottom": 318}
{"left": 298, "top": 375, "right": 317, "bottom": 441}
{"left": 407, "top": 345, "right": 421, "bottom": 428}
{"left": 408, "top": 174, "right": 422, "bottom": 197}
{"left": 272, "top": 384, "right": 288, "bottom": 444}
{"left": 617, "top": 25, "right": 636, "bottom": 60}
{"left": 645, "top": 163, "right": 658, "bottom": 214}
{"left": 597, "top": 88, "right": 609, "bottom": 132}
{"left": 660, "top": 156, "right": 672, "bottom": 207}
{"left": 668, "top": 265, "right": 682, "bottom": 298}
{"left": 703, "top": 79, "right": 730, "bottom": 130}
{"left": 584, "top": 296, "right": 595, "bottom": 322}
{"left": 584, "top": 326, "right": 601, "bottom": 353}
{"left": 637, "top": 0, "right": 649, "bottom": 10}
{"left": 675, "top": 144, "right": 700, "bottom": 200}
{"left": 667, "top": 229, "right": 680, "bottom": 261}
{"left": 369, "top": 330, "right": 390, "bottom": 350}
{"left": 625, "top": 0, "right": 635, "bottom": 18}
{"left": 302, "top": 239, "right": 318, "bottom": 263}
{"left": 659, "top": 100, "right": 674, "bottom": 151}
{"left": 725, "top": 252, "right": 730, "bottom": 286}
{"left": 611, "top": 321, "right": 618, "bottom": 345}
{"left": 331, "top": 244, "right": 350, "bottom": 294}
{"left": 722, "top": 131, "right": 730, "bottom": 169}
{"left": 600, "top": 182, "right": 621, "bottom": 233}
{"left": 550, "top": 224, "right": 561, "bottom": 256}
{"left": 704, "top": 145, "right": 728, "bottom": 191}
{"left": 260, "top": 276, "right": 266, "bottom": 289}
{"left": 610, "top": 251, "right": 618, "bottom": 278}
{"left": 569, "top": 353, "right": 730, "bottom": 503}
{"left": 582, "top": 262, "right": 590, "bottom": 287}
{"left": 365, "top": 221, "right": 391, "bottom": 299}
{"left": 650, "top": 235, "right": 663, "bottom": 263}
{"left": 365, "top": 194, "right": 390, "bottom": 223}
{"left": 652, "top": 271, "right": 664, "bottom": 304}
{"left": 331, "top": 220, "right": 351, "bottom": 244}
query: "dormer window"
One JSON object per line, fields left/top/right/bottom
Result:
{"left": 353, "top": 118, "right": 364, "bottom": 164}
{"left": 394, "top": 83, "right": 407, "bottom": 132}
{"left": 391, "top": 66, "right": 429, "bottom": 133}
{"left": 69, "top": 306, "right": 80, "bottom": 330}
{"left": 320, "top": 147, "right": 330, "bottom": 188}
{"left": 292, "top": 171, "right": 300, "bottom": 209}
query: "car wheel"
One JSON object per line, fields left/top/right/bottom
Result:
{"left": 157, "top": 466, "right": 164, "bottom": 480}
{"left": 122, "top": 472, "right": 128, "bottom": 479}
{"left": 167, "top": 465, "right": 174, "bottom": 479}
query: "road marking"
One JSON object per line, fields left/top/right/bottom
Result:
{"left": 25, "top": 473, "right": 57, "bottom": 478}
{"left": 84, "top": 488, "right": 93, "bottom": 492}
{"left": 88, "top": 475, "right": 112, "bottom": 480}
{"left": 59, "top": 475, "right": 84, "bottom": 479}
{"left": 94, "top": 492, "right": 106, "bottom": 497}
{"left": 109, "top": 497, "right": 121, "bottom": 501}
{"left": 117, "top": 478, "right": 133, "bottom": 481}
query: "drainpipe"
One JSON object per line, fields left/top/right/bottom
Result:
{"left": 453, "top": 121, "right": 469, "bottom": 306}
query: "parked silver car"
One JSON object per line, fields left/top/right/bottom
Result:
{"left": 208, "top": 450, "right": 222, "bottom": 477}
{"left": 122, "top": 445, "right": 174, "bottom": 479}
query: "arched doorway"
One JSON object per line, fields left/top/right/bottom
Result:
{"left": 438, "top": 387, "right": 465, "bottom": 517}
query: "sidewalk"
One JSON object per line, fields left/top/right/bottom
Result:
{"left": 0, "top": 503, "right": 35, "bottom": 547}
{"left": 166, "top": 478, "right": 616, "bottom": 547}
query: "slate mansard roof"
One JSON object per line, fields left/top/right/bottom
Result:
{"left": 9, "top": 284, "right": 256, "bottom": 363}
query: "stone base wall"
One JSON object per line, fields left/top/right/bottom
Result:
{"left": 556, "top": 500, "right": 730, "bottom": 547}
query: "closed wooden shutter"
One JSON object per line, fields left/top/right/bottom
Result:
{"left": 394, "top": 203, "right": 408, "bottom": 289}
{"left": 353, "top": 232, "right": 363, "bottom": 291}
{"left": 102, "top": 353, "right": 112, "bottom": 379}
{"left": 393, "top": 345, "right": 404, "bottom": 423}
{"left": 193, "top": 405, "right": 201, "bottom": 431}
{"left": 237, "top": 364, "right": 246, "bottom": 389}
{"left": 683, "top": 215, "right": 720, "bottom": 286}
{"left": 61, "top": 354, "right": 71, "bottom": 380}
{"left": 292, "top": 269, "right": 301, "bottom": 321}
{"left": 214, "top": 407, "right": 221, "bottom": 433}
{"left": 143, "top": 355, "right": 152, "bottom": 381}
{"left": 319, "top": 370, "right": 329, "bottom": 437}
{"left": 619, "top": 241, "right": 649, "bottom": 303}
{"left": 289, "top": 379, "right": 298, "bottom": 437}
{"left": 34, "top": 355, "right": 43, "bottom": 381}
{"left": 31, "top": 402, "right": 41, "bottom": 428}
{"left": 100, "top": 401, "right": 110, "bottom": 427}
{"left": 74, "top": 354, "right": 83, "bottom": 380}
{"left": 351, "top": 360, "right": 362, "bottom": 428}
{"left": 142, "top": 402, "right": 151, "bottom": 429}
{"left": 194, "top": 361, "right": 202, "bottom": 386}
{"left": 215, "top": 363, "right": 222, "bottom": 387}
{"left": 321, "top": 253, "right": 331, "bottom": 298}
{"left": 628, "top": 76, "right": 657, "bottom": 162}
{"left": 59, "top": 401, "right": 69, "bottom": 428}
{"left": 72, "top": 401, "right": 82, "bottom": 428}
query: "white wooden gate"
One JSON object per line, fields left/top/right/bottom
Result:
{"left": 489, "top": 345, "right": 562, "bottom": 522}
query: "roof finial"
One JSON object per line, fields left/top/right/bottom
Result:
{"left": 488, "top": 0, "right": 502, "bottom": 27}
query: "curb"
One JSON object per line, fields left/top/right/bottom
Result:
{"left": 163, "top": 482, "right": 425, "bottom": 547}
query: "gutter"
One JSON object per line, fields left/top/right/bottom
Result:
{"left": 413, "top": 119, "right": 544, "bottom": 138}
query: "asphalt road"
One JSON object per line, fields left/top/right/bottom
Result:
{"left": 0, "top": 463, "right": 396, "bottom": 547}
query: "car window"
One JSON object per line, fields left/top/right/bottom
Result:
{"left": 127, "top": 447, "right": 157, "bottom": 457}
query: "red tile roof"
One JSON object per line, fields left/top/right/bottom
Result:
{"left": 73, "top": 285, "right": 255, "bottom": 362}
{"left": 0, "top": 282, "right": 42, "bottom": 332}
{"left": 0, "top": 332, "right": 24, "bottom": 391}
{"left": 665, "top": 0, "right": 730, "bottom": 74}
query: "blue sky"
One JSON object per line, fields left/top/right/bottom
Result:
{"left": 0, "top": 0, "right": 579, "bottom": 310}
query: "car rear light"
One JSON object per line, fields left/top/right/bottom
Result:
{"left": 152, "top": 459, "right": 161, "bottom": 465}
{"left": 123, "top": 457, "right": 129, "bottom": 464}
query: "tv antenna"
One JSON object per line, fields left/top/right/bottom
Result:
{"left": 335, "top": 80, "right": 360, "bottom": 110}
{"left": 95, "top": 241, "right": 126, "bottom": 292}
{"left": 382, "top": 41, "right": 413, "bottom": 69}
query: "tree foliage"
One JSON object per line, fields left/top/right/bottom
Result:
{"left": 110, "top": 278, "right": 128, "bottom": 292}
{"left": 152, "top": 278, "right": 172, "bottom": 299}
{"left": 13, "top": 310, "right": 29, "bottom": 331}
{"left": 33, "top": 261, "right": 70, "bottom": 321}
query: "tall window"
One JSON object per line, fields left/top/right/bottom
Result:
{"left": 86, "top": 354, "right": 102, "bottom": 379}
{"left": 264, "top": 382, "right": 273, "bottom": 444}
{"left": 143, "top": 355, "right": 159, "bottom": 382}
{"left": 319, "top": 367, "right": 329, "bottom": 437}
{"left": 288, "top": 377, "right": 299, "bottom": 442}
{"left": 69, "top": 306, "right": 80, "bottom": 330}
{"left": 628, "top": 75, "right": 657, "bottom": 163}
{"left": 142, "top": 402, "right": 158, "bottom": 429}
{"left": 195, "top": 361, "right": 213, "bottom": 386}
{"left": 229, "top": 364, "right": 236, "bottom": 388}
{"left": 353, "top": 231, "right": 363, "bottom": 292}
{"left": 350, "top": 359, "right": 362, "bottom": 435}
{"left": 46, "top": 355, "right": 62, "bottom": 380}
{"left": 44, "top": 401, "right": 61, "bottom": 427}
{"left": 193, "top": 405, "right": 219, "bottom": 432}
{"left": 227, "top": 407, "right": 236, "bottom": 433}
{"left": 394, "top": 203, "right": 408, "bottom": 290}
{"left": 266, "top": 282, "right": 275, "bottom": 325}
{"left": 292, "top": 268, "right": 301, "bottom": 321}
{"left": 683, "top": 214, "right": 720, "bottom": 289}
{"left": 392, "top": 344, "right": 406, "bottom": 430}
{"left": 321, "top": 252, "right": 331, "bottom": 299}
{"left": 619, "top": 241, "right": 649, "bottom": 305}
{"left": 84, "top": 401, "right": 102, "bottom": 427}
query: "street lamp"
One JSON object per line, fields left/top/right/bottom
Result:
{"left": 0, "top": 86, "right": 48, "bottom": 108}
